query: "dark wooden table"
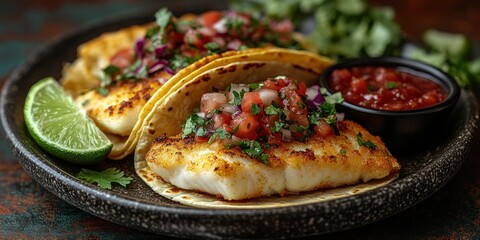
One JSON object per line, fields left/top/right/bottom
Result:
{"left": 1, "top": 0, "right": 479, "bottom": 239}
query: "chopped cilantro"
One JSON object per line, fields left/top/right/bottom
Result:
{"left": 96, "top": 87, "right": 109, "bottom": 96}
{"left": 251, "top": 103, "right": 261, "bottom": 115}
{"left": 99, "top": 65, "right": 121, "bottom": 91}
{"left": 339, "top": 149, "right": 347, "bottom": 154}
{"left": 270, "top": 121, "right": 285, "bottom": 133}
{"left": 386, "top": 82, "right": 397, "bottom": 89}
{"left": 182, "top": 113, "right": 208, "bottom": 138}
{"left": 78, "top": 168, "right": 133, "bottom": 189}
{"left": 356, "top": 133, "right": 377, "bottom": 150}
{"left": 208, "top": 128, "right": 229, "bottom": 144}
{"left": 248, "top": 83, "right": 263, "bottom": 90}
{"left": 204, "top": 42, "right": 221, "bottom": 54}
{"left": 229, "top": 89, "right": 246, "bottom": 105}
{"left": 264, "top": 104, "right": 283, "bottom": 115}
{"left": 155, "top": 8, "right": 172, "bottom": 36}
{"left": 239, "top": 140, "right": 270, "bottom": 165}
{"left": 325, "top": 92, "right": 344, "bottom": 104}
{"left": 368, "top": 84, "right": 376, "bottom": 92}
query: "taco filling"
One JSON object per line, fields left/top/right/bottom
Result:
{"left": 76, "top": 8, "right": 303, "bottom": 138}
{"left": 145, "top": 77, "right": 400, "bottom": 201}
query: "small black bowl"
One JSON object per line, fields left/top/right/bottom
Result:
{"left": 320, "top": 57, "right": 461, "bottom": 154}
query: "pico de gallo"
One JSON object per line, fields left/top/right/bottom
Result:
{"left": 328, "top": 66, "right": 448, "bottom": 111}
{"left": 99, "top": 8, "right": 302, "bottom": 94}
{"left": 181, "top": 76, "right": 344, "bottom": 164}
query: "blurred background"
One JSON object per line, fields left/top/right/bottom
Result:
{"left": 1, "top": 0, "right": 479, "bottom": 239}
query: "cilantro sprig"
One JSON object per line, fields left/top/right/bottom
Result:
{"left": 78, "top": 168, "right": 133, "bottom": 189}
{"left": 356, "top": 133, "right": 377, "bottom": 150}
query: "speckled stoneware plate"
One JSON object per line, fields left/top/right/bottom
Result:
{"left": 1, "top": 2, "right": 479, "bottom": 239}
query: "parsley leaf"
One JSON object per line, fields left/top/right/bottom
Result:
{"left": 78, "top": 168, "right": 133, "bottom": 189}
{"left": 356, "top": 133, "right": 377, "bottom": 150}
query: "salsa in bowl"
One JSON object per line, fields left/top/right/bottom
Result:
{"left": 320, "top": 57, "right": 461, "bottom": 153}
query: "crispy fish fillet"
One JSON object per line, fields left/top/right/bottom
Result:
{"left": 145, "top": 120, "right": 400, "bottom": 200}
{"left": 77, "top": 72, "right": 168, "bottom": 136}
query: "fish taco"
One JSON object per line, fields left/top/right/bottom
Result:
{"left": 60, "top": 8, "right": 309, "bottom": 159}
{"left": 133, "top": 49, "right": 401, "bottom": 208}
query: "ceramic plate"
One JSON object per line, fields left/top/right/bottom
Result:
{"left": 1, "top": 2, "right": 479, "bottom": 239}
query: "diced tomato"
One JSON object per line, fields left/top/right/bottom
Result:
{"left": 260, "top": 114, "right": 278, "bottom": 136}
{"left": 267, "top": 133, "right": 282, "bottom": 144}
{"left": 262, "top": 78, "right": 288, "bottom": 91}
{"left": 296, "top": 82, "right": 307, "bottom": 96}
{"left": 283, "top": 89, "right": 309, "bottom": 127}
{"left": 195, "top": 136, "right": 209, "bottom": 142}
{"left": 241, "top": 92, "right": 264, "bottom": 116}
{"left": 184, "top": 29, "right": 208, "bottom": 50}
{"left": 110, "top": 48, "right": 134, "bottom": 68}
{"left": 230, "top": 112, "right": 259, "bottom": 140}
{"left": 351, "top": 79, "right": 368, "bottom": 93}
{"left": 213, "top": 113, "right": 233, "bottom": 132}
{"left": 314, "top": 120, "right": 334, "bottom": 138}
{"left": 200, "top": 93, "right": 227, "bottom": 115}
{"left": 200, "top": 11, "right": 222, "bottom": 28}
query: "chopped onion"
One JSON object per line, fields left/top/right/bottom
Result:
{"left": 222, "top": 104, "right": 239, "bottom": 114}
{"left": 135, "top": 37, "right": 145, "bottom": 59}
{"left": 258, "top": 88, "right": 278, "bottom": 106}
{"left": 196, "top": 112, "right": 206, "bottom": 118}
{"left": 148, "top": 60, "right": 167, "bottom": 74}
{"left": 227, "top": 39, "right": 242, "bottom": 50}
{"left": 280, "top": 129, "right": 291, "bottom": 142}
{"left": 231, "top": 110, "right": 242, "bottom": 119}
{"left": 305, "top": 85, "right": 325, "bottom": 109}
{"left": 213, "top": 18, "right": 227, "bottom": 33}
{"left": 154, "top": 45, "right": 167, "bottom": 58}
{"left": 157, "top": 77, "right": 168, "bottom": 84}
{"left": 336, "top": 112, "right": 345, "bottom": 122}
{"left": 165, "top": 66, "right": 175, "bottom": 75}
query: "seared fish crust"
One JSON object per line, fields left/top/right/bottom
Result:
{"left": 145, "top": 120, "right": 400, "bottom": 200}
{"left": 77, "top": 73, "right": 167, "bottom": 136}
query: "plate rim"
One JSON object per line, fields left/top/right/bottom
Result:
{"left": 1, "top": 7, "right": 479, "bottom": 239}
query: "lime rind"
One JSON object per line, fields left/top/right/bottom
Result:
{"left": 24, "top": 77, "right": 113, "bottom": 165}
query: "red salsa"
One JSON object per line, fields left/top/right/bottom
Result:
{"left": 328, "top": 66, "right": 448, "bottom": 111}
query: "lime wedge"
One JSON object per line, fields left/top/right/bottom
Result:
{"left": 24, "top": 77, "right": 112, "bottom": 165}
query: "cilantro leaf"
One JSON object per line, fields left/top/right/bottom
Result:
{"left": 182, "top": 113, "right": 208, "bottom": 138}
{"left": 386, "top": 82, "right": 397, "bottom": 89}
{"left": 325, "top": 92, "right": 344, "bottom": 104}
{"left": 78, "top": 168, "right": 133, "bottom": 189}
{"left": 356, "top": 133, "right": 377, "bottom": 150}
{"left": 251, "top": 103, "right": 261, "bottom": 115}
{"left": 264, "top": 104, "right": 283, "bottom": 115}
{"left": 155, "top": 8, "right": 172, "bottom": 34}
{"left": 229, "top": 89, "right": 246, "bottom": 105}
{"left": 208, "top": 128, "right": 229, "bottom": 143}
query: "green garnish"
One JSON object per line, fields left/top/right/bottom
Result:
{"left": 356, "top": 133, "right": 377, "bottom": 150}
{"left": 78, "top": 168, "right": 133, "bottom": 190}
{"left": 270, "top": 121, "right": 285, "bottom": 133}
{"left": 208, "top": 128, "right": 229, "bottom": 144}
{"left": 182, "top": 113, "right": 209, "bottom": 138}
{"left": 239, "top": 140, "right": 270, "bottom": 165}
{"left": 204, "top": 42, "right": 221, "bottom": 54}
{"left": 386, "top": 82, "right": 397, "bottom": 89}
{"left": 248, "top": 83, "right": 263, "bottom": 90}
{"left": 264, "top": 104, "right": 283, "bottom": 115}
{"left": 339, "top": 149, "right": 347, "bottom": 154}
{"left": 229, "top": 90, "right": 246, "bottom": 105}
{"left": 251, "top": 103, "right": 261, "bottom": 115}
